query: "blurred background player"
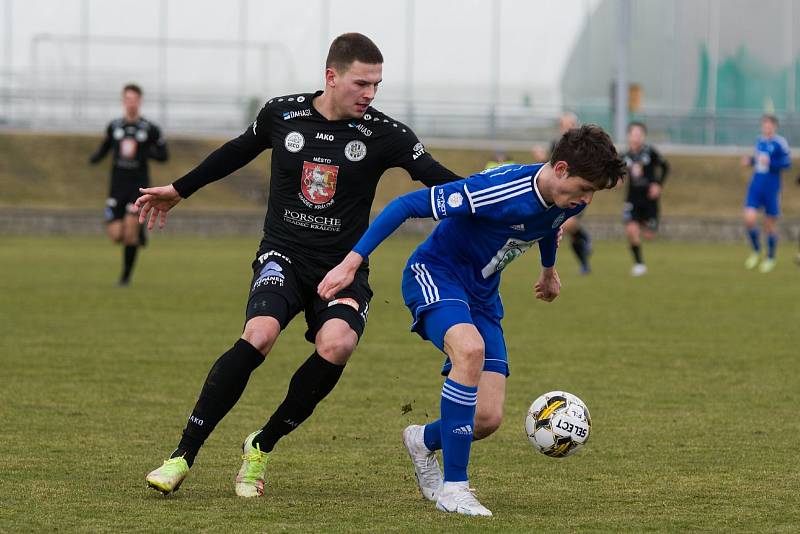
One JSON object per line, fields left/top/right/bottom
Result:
{"left": 89, "top": 84, "right": 169, "bottom": 286}
{"left": 318, "top": 125, "right": 626, "bottom": 516}
{"left": 741, "top": 114, "right": 791, "bottom": 273}
{"left": 533, "top": 112, "right": 592, "bottom": 274}
{"left": 483, "top": 149, "right": 516, "bottom": 170}
{"left": 621, "top": 121, "right": 669, "bottom": 276}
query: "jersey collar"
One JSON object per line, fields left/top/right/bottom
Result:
{"left": 531, "top": 165, "right": 552, "bottom": 209}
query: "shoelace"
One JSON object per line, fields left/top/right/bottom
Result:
{"left": 453, "top": 487, "right": 483, "bottom": 508}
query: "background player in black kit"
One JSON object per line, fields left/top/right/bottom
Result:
{"left": 621, "top": 121, "right": 669, "bottom": 276}
{"left": 138, "top": 33, "right": 460, "bottom": 497}
{"left": 89, "top": 84, "right": 168, "bottom": 286}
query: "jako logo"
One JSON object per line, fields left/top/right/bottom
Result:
{"left": 315, "top": 132, "right": 334, "bottom": 141}
{"left": 189, "top": 415, "right": 204, "bottom": 426}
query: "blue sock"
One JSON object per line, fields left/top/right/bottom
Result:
{"left": 747, "top": 228, "right": 761, "bottom": 252}
{"left": 423, "top": 420, "right": 442, "bottom": 451}
{"left": 767, "top": 233, "right": 778, "bottom": 259}
{"left": 439, "top": 378, "right": 478, "bottom": 483}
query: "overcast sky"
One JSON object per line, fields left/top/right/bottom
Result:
{"left": 1, "top": 0, "right": 600, "bottom": 107}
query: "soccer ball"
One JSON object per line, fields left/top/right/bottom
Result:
{"left": 525, "top": 391, "right": 591, "bottom": 458}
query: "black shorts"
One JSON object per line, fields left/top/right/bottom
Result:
{"left": 104, "top": 188, "right": 141, "bottom": 222}
{"left": 623, "top": 198, "right": 659, "bottom": 231}
{"left": 245, "top": 248, "right": 373, "bottom": 343}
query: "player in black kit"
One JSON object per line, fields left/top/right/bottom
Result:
{"left": 139, "top": 33, "right": 460, "bottom": 497}
{"left": 621, "top": 121, "right": 669, "bottom": 276}
{"left": 89, "top": 83, "right": 168, "bottom": 286}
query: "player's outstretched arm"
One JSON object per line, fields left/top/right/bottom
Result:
{"left": 534, "top": 266, "right": 561, "bottom": 302}
{"left": 318, "top": 188, "right": 435, "bottom": 300}
{"left": 135, "top": 185, "right": 182, "bottom": 230}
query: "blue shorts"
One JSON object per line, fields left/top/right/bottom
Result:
{"left": 745, "top": 178, "right": 780, "bottom": 217}
{"left": 401, "top": 260, "right": 509, "bottom": 377}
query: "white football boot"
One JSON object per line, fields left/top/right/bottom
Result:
{"left": 631, "top": 263, "right": 648, "bottom": 277}
{"left": 435, "top": 481, "right": 493, "bottom": 517}
{"left": 402, "top": 424, "right": 443, "bottom": 501}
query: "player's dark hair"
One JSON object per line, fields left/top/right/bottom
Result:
{"left": 550, "top": 124, "right": 627, "bottom": 190}
{"left": 123, "top": 83, "right": 143, "bottom": 96}
{"left": 627, "top": 121, "right": 647, "bottom": 134}
{"left": 326, "top": 33, "right": 383, "bottom": 72}
{"left": 762, "top": 114, "right": 778, "bottom": 126}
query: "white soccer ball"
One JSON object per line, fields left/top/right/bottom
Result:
{"left": 525, "top": 391, "right": 591, "bottom": 458}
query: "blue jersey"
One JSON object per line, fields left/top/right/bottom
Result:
{"left": 353, "top": 163, "right": 584, "bottom": 301}
{"left": 750, "top": 135, "right": 791, "bottom": 189}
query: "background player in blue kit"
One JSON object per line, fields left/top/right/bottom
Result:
{"left": 741, "top": 114, "right": 791, "bottom": 273}
{"left": 318, "top": 125, "right": 626, "bottom": 516}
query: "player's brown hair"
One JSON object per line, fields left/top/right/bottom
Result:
{"left": 326, "top": 33, "right": 383, "bottom": 73}
{"left": 123, "top": 83, "right": 143, "bottom": 96}
{"left": 550, "top": 124, "right": 627, "bottom": 189}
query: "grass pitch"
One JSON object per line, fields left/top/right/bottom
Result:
{"left": 1, "top": 235, "right": 798, "bottom": 532}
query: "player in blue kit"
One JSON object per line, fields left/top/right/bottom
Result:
{"left": 318, "top": 125, "right": 626, "bottom": 516}
{"left": 741, "top": 114, "right": 791, "bottom": 273}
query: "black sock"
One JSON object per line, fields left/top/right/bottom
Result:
{"left": 571, "top": 229, "right": 589, "bottom": 268}
{"left": 173, "top": 339, "right": 264, "bottom": 466}
{"left": 254, "top": 352, "right": 345, "bottom": 453}
{"left": 631, "top": 244, "right": 643, "bottom": 264}
{"left": 121, "top": 245, "right": 138, "bottom": 282}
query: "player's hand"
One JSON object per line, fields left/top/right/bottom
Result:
{"left": 135, "top": 185, "right": 182, "bottom": 230}
{"left": 740, "top": 155, "right": 752, "bottom": 167}
{"left": 647, "top": 182, "right": 662, "bottom": 200}
{"left": 318, "top": 251, "right": 364, "bottom": 301}
{"left": 534, "top": 267, "right": 560, "bottom": 302}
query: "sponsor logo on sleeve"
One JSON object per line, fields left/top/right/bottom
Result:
{"left": 348, "top": 122, "right": 373, "bottom": 137}
{"left": 435, "top": 188, "right": 447, "bottom": 216}
{"left": 412, "top": 142, "right": 425, "bottom": 160}
{"left": 552, "top": 212, "right": 566, "bottom": 228}
{"left": 284, "top": 132, "right": 305, "bottom": 153}
{"left": 283, "top": 109, "right": 312, "bottom": 121}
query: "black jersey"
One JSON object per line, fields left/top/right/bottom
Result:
{"left": 173, "top": 91, "right": 461, "bottom": 266}
{"left": 622, "top": 145, "right": 669, "bottom": 203}
{"left": 90, "top": 117, "right": 169, "bottom": 192}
